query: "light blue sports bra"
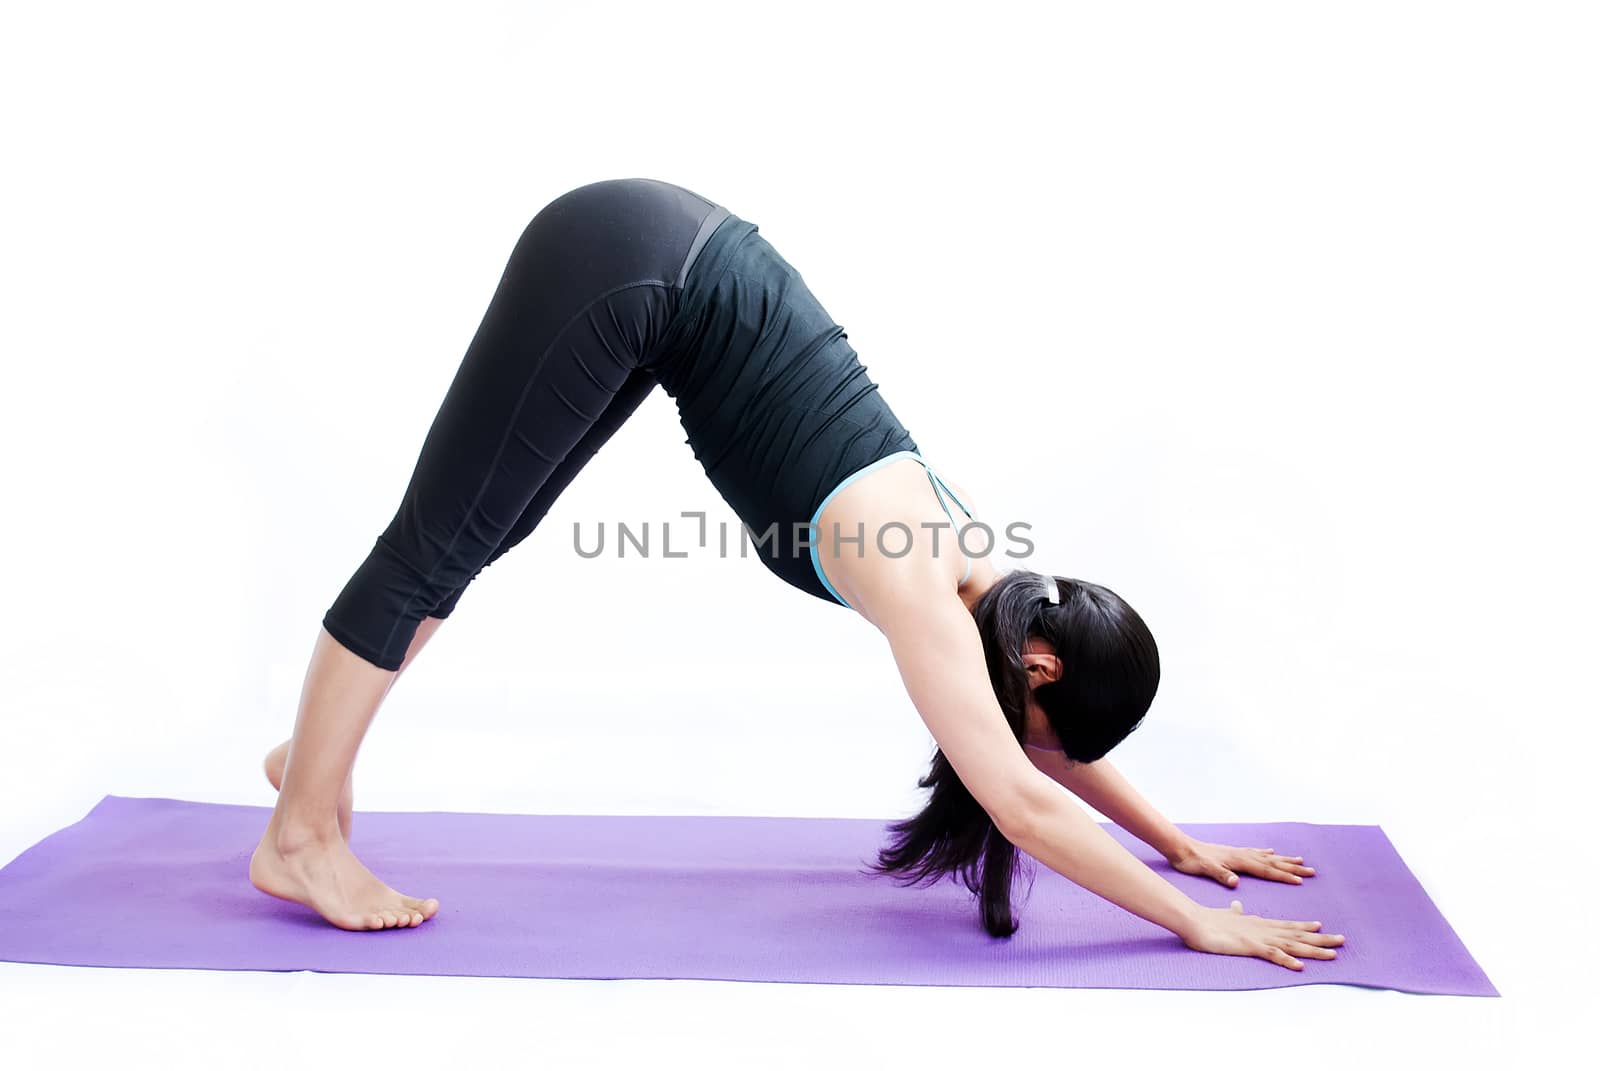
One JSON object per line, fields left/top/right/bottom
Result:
{"left": 808, "top": 449, "right": 975, "bottom": 610}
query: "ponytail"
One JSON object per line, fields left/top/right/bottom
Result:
{"left": 867, "top": 569, "right": 1159, "bottom": 936}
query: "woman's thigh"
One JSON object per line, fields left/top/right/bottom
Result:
{"left": 426, "top": 365, "right": 658, "bottom": 619}
{"left": 322, "top": 179, "right": 723, "bottom": 669}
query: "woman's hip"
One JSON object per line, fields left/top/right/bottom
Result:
{"left": 523, "top": 177, "right": 729, "bottom": 302}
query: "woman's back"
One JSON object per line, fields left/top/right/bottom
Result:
{"left": 650, "top": 208, "right": 921, "bottom": 602}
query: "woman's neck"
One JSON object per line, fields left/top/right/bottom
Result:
{"left": 958, "top": 558, "right": 1003, "bottom": 614}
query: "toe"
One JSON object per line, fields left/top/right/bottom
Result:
{"left": 404, "top": 896, "right": 439, "bottom": 919}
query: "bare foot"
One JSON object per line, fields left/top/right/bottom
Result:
{"left": 249, "top": 821, "right": 439, "bottom": 930}
{"left": 264, "top": 739, "right": 353, "bottom": 841}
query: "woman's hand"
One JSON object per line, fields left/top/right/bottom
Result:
{"left": 1182, "top": 900, "right": 1346, "bottom": 971}
{"left": 1167, "top": 838, "right": 1317, "bottom": 888}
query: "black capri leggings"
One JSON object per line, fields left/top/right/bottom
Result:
{"left": 321, "top": 179, "right": 730, "bottom": 670}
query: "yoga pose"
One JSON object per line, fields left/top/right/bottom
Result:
{"left": 253, "top": 178, "right": 1344, "bottom": 972}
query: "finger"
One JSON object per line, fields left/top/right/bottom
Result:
{"left": 1237, "top": 855, "right": 1305, "bottom": 883}
{"left": 1258, "top": 863, "right": 1305, "bottom": 885}
{"left": 1286, "top": 940, "right": 1337, "bottom": 960}
{"left": 1229, "top": 900, "right": 1244, "bottom": 914}
{"left": 1295, "top": 931, "right": 1345, "bottom": 947}
{"left": 1276, "top": 919, "right": 1323, "bottom": 931}
{"left": 1213, "top": 867, "right": 1240, "bottom": 888}
{"left": 1263, "top": 945, "right": 1303, "bottom": 970}
{"left": 1272, "top": 858, "right": 1316, "bottom": 876}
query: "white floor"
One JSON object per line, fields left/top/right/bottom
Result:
{"left": 0, "top": 691, "right": 1576, "bottom": 1071}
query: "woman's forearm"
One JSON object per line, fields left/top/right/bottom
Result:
{"left": 1051, "top": 758, "right": 1195, "bottom": 863}
{"left": 1008, "top": 787, "right": 1202, "bottom": 941}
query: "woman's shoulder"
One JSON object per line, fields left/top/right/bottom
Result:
{"left": 846, "top": 552, "right": 972, "bottom": 633}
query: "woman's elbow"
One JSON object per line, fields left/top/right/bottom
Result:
{"left": 983, "top": 777, "right": 1057, "bottom": 845}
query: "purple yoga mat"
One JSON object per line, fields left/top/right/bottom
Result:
{"left": 0, "top": 795, "right": 1494, "bottom": 995}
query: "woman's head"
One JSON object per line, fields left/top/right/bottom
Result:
{"left": 868, "top": 569, "right": 1159, "bottom": 937}
{"left": 973, "top": 571, "right": 1161, "bottom": 764}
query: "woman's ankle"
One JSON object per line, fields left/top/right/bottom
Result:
{"left": 270, "top": 814, "right": 344, "bottom": 854}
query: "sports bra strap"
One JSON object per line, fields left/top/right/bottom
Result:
{"left": 916, "top": 459, "right": 974, "bottom": 584}
{"left": 925, "top": 469, "right": 973, "bottom": 521}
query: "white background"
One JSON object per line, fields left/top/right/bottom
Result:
{"left": 1, "top": 1, "right": 1594, "bottom": 1067}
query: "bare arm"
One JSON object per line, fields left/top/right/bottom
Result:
{"left": 1024, "top": 751, "right": 1195, "bottom": 863}
{"left": 1028, "top": 742, "right": 1321, "bottom": 888}
{"left": 875, "top": 591, "right": 1204, "bottom": 942}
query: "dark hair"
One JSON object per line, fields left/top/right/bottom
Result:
{"left": 866, "top": 570, "right": 1160, "bottom": 936}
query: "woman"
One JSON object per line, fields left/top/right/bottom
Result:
{"left": 252, "top": 178, "right": 1344, "bottom": 972}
